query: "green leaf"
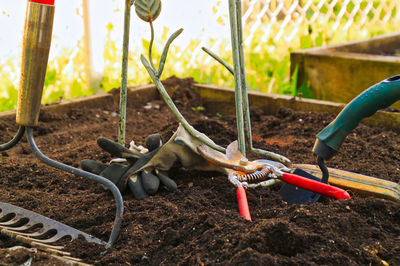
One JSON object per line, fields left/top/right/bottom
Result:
{"left": 290, "top": 64, "right": 299, "bottom": 96}
{"left": 134, "top": 0, "right": 162, "bottom": 22}
{"left": 300, "top": 35, "right": 312, "bottom": 49}
{"left": 44, "top": 69, "right": 57, "bottom": 87}
{"left": 315, "top": 32, "right": 324, "bottom": 47}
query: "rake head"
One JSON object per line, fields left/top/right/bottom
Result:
{"left": 0, "top": 202, "right": 106, "bottom": 249}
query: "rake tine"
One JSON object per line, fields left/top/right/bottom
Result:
{"left": 26, "top": 128, "right": 121, "bottom": 247}
{"left": 0, "top": 202, "right": 107, "bottom": 246}
{"left": 0, "top": 217, "right": 27, "bottom": 226}
{"left": 0, "top": 126, "right": 25, "bottom": 151}
{"left": 28, "top": 235, "right": 70, "bottom": 244}
{"left": 3, "top": 223, "right": 43, "bottom": 233}
{"left": 3, "top": 230, "right": 68, "bottom": 255}
{"left": 11, "top": 228, "right": 57, "bottom": 238}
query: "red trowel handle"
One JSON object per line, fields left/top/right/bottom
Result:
{"left": 16, "top": 0, "right": 55, "bottom": 127}
{"left": 237, "top": 187, "right": 252, "bottom": 221}
{"left": 282, "top": 173, "right": 351, "bottom": 200}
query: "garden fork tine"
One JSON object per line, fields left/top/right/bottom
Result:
{"left": 0, "top": 0, "right": 123, "bottom": 248}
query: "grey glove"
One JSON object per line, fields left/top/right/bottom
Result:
{"left": 82, "top": 124, "right": 227, "bottom": 199}
{"left": 82, "top": 133, "right": 177, "bottom": 199}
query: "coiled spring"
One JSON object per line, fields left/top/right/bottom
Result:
{"left": 235, "top": 167, "right": 272, "bottom": 184}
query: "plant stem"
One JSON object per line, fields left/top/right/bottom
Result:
{"left": 141, "top": 55, "right": 226, "bottom": 153}
{"left": 142, "top": 26, "right": 226, "bottom": 153}
{"left": 118, "top": 0, "right": 132, "bottom": 146}
{"left": 157, "top": 28, "right": 184, "bottom": 77}
{"left": 148, "top": 21, "right": 157, "bottom": 72}
{"left": 228, "top": 0, "right": 291, "bottom": 165}
{"left": 234, "top": 0, "right": 252, "bottom": 154}
{"left": 228, "top": 0, "right": 246, "bottom": 156}
{"left": 201, "top": 47, "right": 234, "bottom": 75}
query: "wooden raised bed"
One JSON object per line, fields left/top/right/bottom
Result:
{"left": 1, "top": 82, "right": 399, "bottom": 130}
{"left": 290, "top": 32, "right": 400, "bottom": 108}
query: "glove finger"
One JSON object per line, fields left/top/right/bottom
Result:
{"left": 97, "top": 137, "right": 143, "bottom": 161}
{"left": 145, "top": 133, "right": 163, "bottom": 152}
{"left": 156, "top": 170, "right": 178, "bottom": 191}
{"left": 128, "top": 174, "right": 148, "bottom": 200}
{"left": 81, "top": 159, "right": 108, "bottom": 175}
{"left": 141, "top": 171, "right": 160, "bottom": 195}
{"left": 99, "top": 163, "right": 129, "bottom": 192}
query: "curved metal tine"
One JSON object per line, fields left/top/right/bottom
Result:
{"left": 0, "top": 216, "right": 29, "bottom": 227}
{"left": 4, "top": 224, "right": 105, "bottom": 245}
{"left": 4, "top": 222, "right": 40, "bottom": 232}
{"left": 26, "top": 127, "right": 123, "bottom": 248}
{"left": 0, "top": 126, "right": 25, "bottom": 151}
{"left": 0, "top": 202, "right": 106, "bottom": 245}
{"left": 1, "top": 229, "right": 64, "bottom": 250}
{"left": 12, "top": 227, "right": 52, "bottom": 238}
{"left": 34, "top": 232, "right": 105, "bottom": 245}
{"left": 28, "top": 234, "right": 72, "bottom": 244}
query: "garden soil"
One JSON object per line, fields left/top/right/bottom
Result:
{"left": 0, "top": 77, "right": 399, "bottom": 265}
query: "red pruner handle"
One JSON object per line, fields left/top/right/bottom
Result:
{"left": 282, "top": 173, "right": 351, "bottom": 200}
{"left": 29, "top": 0, "right": 55, "bottom": 5}
{"left": 237, "top": 187, "right": 252, "bottom": 221}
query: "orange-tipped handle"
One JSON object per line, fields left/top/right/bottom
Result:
{"left": 282, "top": 173, "right": 351, "bottom": 200}
{"left": 237, "top": 187, "right": 252, "bottom": 221}
{"left": 29, "top": 0, "right": 55, "bottom": 5}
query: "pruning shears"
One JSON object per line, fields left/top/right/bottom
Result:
{"left": 197, "top": 142, "right": 351, "bottom": 221}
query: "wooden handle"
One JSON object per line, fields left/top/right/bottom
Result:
{"left": 16, "top": 1, "right": 55, "bottom": 126}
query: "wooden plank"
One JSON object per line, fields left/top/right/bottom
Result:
{"left": 1, "top": 82, "right": 398, "bottom": 131}
{"left": 291, "top": 32, "right": 400, "bottom": 108}
{"left": 193, "top": 83, "right": 400, "bottom": 131}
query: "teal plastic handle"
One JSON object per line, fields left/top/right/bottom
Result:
{"left": 315, "top": 75, "right": 400, "bottom": 158}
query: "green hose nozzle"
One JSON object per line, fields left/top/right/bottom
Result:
{"left": 313, "top": 75, "right": 400, "bottom": 160}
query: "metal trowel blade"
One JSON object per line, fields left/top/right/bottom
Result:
{"left": 279, "top": 168, "right": 321, "bottom": 205}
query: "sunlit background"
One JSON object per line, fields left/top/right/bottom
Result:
{"left": 0, "top": 0, "right": 399, "bottom": 111}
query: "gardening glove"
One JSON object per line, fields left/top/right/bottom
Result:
{"left": 82, "top": 124, "right": 227, "bottom": 200}
{"left": 82, "top": 133, "right": 178, "bottom": 199}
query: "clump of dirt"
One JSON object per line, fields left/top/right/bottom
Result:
{"left": 0, "top": 76, "right": 399, "bottom": 265}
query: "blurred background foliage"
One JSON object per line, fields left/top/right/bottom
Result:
{"left": 0, "top": 0, "right": 399, "bottom": 112}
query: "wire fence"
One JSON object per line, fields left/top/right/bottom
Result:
{"left": 184, "top": 0, "right": 400, "bottom": 70}
{"left": 244, "top": 0, "right": 400, "bottom": 48}
{"left": 241, "top": 0, "right": 400, "bottom": 45}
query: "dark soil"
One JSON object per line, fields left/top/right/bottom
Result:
{"left": 1, "top": 77, "right": 400, "bottom": 265}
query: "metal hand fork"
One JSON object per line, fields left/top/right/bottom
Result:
{"left": 0, "top": 0, "right": 123, "bottom": 248}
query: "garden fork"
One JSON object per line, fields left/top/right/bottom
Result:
{"left": 0, "top": 0, "right": 123, "bottom": 248}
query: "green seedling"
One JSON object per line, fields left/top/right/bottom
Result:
{"left": 118, "top": 0, "right": 134, "bottom": 145}
{"left": 201, "top": 0, "right": 290, "bottom": 165}
{"left": 135, "top": 0, "right": 290, "bottom": 165}
{"left": 135, "top": 0, "right": 226, "bottom": 153}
